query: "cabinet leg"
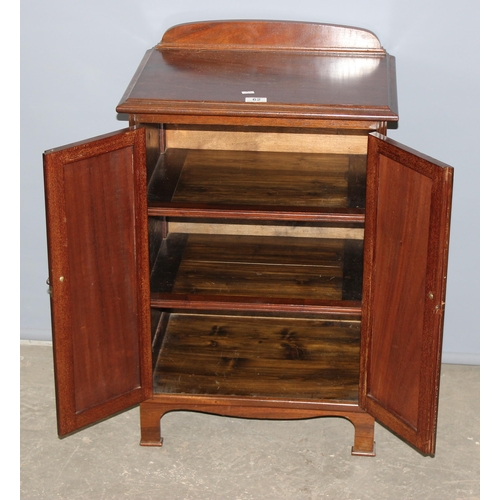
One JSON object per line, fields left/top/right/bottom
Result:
{"left": 139, "top": 398, "right": 375, "bottom": 455}
{"left": 347, "top": 413, "right": 376, "bottom": 456}
{"left": 140, "top": 401, "right": 165, "bottom": 446}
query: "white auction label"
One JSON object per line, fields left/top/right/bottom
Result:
{"left": 245, "top": 97, "right": 267, "bottom": 102}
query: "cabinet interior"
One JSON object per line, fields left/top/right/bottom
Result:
{"left": 152, "top": 310, "right": 361, "bottom": 401}
{"left": 145, "top": 125, "right": 368, "bottom": 403}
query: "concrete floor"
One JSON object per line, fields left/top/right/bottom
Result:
{"left": 20, "top": 343, "right": 479, "bottom": 499}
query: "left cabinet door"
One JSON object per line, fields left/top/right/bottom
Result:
{"left": 43, "top": 127, "right": 152, "bottom": 436}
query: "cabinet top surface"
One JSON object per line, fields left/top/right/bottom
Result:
{"left": 117, "top": 21, "right": 398, "bottom": 122}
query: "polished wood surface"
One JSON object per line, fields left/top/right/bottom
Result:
{"left": 153, "top": 313, "right": 360, "bottom": 400}
{"left": 360, "top": 133, "right": 453, "bottom": 455}
{"left": 117, "top": 21, "right": 398, "bottom": 122}
{"left": 43, "top": 128, "right": 152, "bottom": 436}
{"left": 158, "top": 20, "right": 385, "bottom": 53}
{"left": 132, "top": 114, "right": 390, "bottom": 131}
{"left": 139, "top": 395, "right": 375, "bottom": 455}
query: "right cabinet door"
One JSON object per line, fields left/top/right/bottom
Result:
{"left": 360, "top": 132, "right": 453, "bottom": 455}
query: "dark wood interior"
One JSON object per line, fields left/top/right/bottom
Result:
{"left": 148, "top": 148, "right": 366, "bottom": 209}
{"left": 153, "top": 312, "right": 360, "bottom": 400}
{"left": 150, "top": 233, "right": 364, "bottom": 302}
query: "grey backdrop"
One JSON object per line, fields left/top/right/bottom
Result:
{"left": 20, "top": 0, "right": 479, "bottom": 364}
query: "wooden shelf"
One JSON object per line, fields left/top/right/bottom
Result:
{"left": 153, "top": 312, "right": 360, "bottom": 401}
{"left": 147, "top": 148, "right": 366, "bottom": 215}
{"left": 150, "top": 233, "right": 364, "bottom": 308}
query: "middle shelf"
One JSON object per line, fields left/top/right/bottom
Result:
{"left": 150, "top": 231, "right": 364, "bottom": 312}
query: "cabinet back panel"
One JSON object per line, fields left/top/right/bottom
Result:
{"left": 168, "top": 221, "right": 364, "bottom": 240}
{"left": 165, "top": 130, "right": 368, "bottom": 154}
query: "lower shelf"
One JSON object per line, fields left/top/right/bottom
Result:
{"left": 153, "top": 312, "right": 360, "bottom": 401}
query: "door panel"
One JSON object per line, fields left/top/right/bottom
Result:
{"left": 44, "top": 127, "right": 152, "bottom": 436}
{"left": 360, "top": 132, "right": 453, "bottom": 455}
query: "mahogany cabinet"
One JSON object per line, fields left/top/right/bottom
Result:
{"left": 43, "top": 21, "right": 453, "bottom": 456}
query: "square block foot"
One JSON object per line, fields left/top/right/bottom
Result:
{"left": 140, "top": 437, "right": 163, "bottom": 447}
{"left": 351, "top": 442, "right": 376, "bottom": 457}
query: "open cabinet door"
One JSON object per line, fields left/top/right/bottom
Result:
{"left": 360, "top": 132, "right": 453, "bottom": 455}
{"left": 43, "top": 127, "right": 152, "bottom": 436}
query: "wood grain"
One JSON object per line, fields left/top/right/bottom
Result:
{"left": 153, "top": 313, "right": 361, "bottom": 400}
{"left": 172, "top": 150, "right": 351, "bottom": 207}
{"left": 166, "top": 222, "right": 364, "bottom": 240}
{"left": 360, "top": 133, "right": 453, "bottom": 455}
{"left": 150, "top": 233, "right": 364, "bottom": 302}
{"left": 158, "top": 20, "right": 384, "bottom": 53}
{"left": 148, "top": 148, "right": 367, "bottom": 212}
{"left": 165, "top": 130, "right": 368, "bottom": 154}
{"left": 43, "top": 128, "right": 152, "bottom": 435}
{"left": 117, "top": 21, "right": 398, "bottom": 123}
